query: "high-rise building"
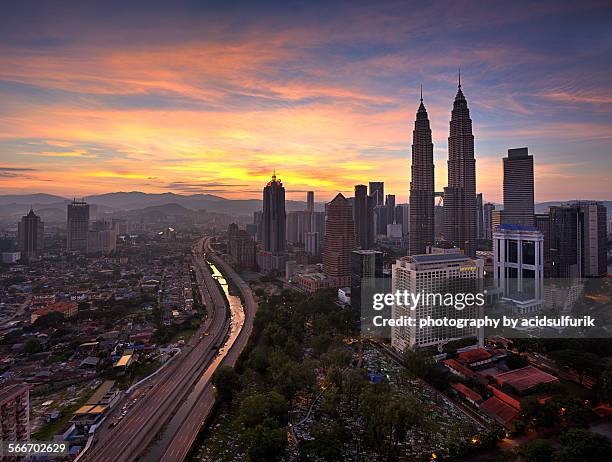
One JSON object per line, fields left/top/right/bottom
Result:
{"left": 258, "top": 173, "right": 287, "bottom": 272}
{"left": 67, "top": 199, "right": 90, "bottom": 252}
{"left": 396, "top": 203, "right": 410, "bottom": 237}
{"left": 391, "top": 254, "right": 483, "bottom": 350}
{"left": 409, "top": 92, "right": 435, "bottom": 255}
{"left": 369, "top": 182, "right": 384, "bottom": 206}
{"left": 580, "top": 202, "right": 607, "bottom": 277}
{"left": 483, "top": 203, "right": 495, "bottom": 240}
{"left": 310, "top": 211, "right": 326, "bottom": 250}
{"left": 0, "top": 383, "right": 30, "bottom": 444}
{"left": 353, "top": 185, "right": 373, "bottom": 249}
{"left": 443, "top": 78, "right": 477, "bottom": 257}
{"left": 535, "top": 213, "right": 552, "bottom": 277}
{"left": 305, "top": 231, "right": 320, "bottom": 255}
{"left": 261, "top": 172, "right": 286, "bottom": 254}
{"left": 351, "top": 250, "right": 383, "bottom": 311}
{"left": 494, "top": 224, "right": 544, "bottom": 314}
{"left": 286, "top": 211, "right": 309, "bottom": 246}
{"left": 373, "top": 205, "right": 388, "bottom": 238}
{"left": 87, "top": 229, "right": 117, "bottom": 254}
{"left": 17, "top": 209, "right": 44, "bottom": 261}
{"left": 476, "top": 193, "right": 484, "bottom": 239}
{"left": 492, "top": 210, "right": 501, "bottom": 234}
{"left": 306, "top": 191, "right": 314, "bottom": 212}
{"left": 323, "top": 193, "right": 355, "bottom": 287}
{"left": 253, "top": 210, "right": 263, "bottom": 243}
{"left": 501, "top": 148, "right": 534, "bottom": 227}
{"left": 228, "top": 227, "right": 256, "bottom": 269}
{"left": 549, "top": 202, "right": 607, "bottom": 278}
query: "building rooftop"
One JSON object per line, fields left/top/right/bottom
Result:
{"left": 496, "top": 223, "right": 540, "bottom": 232}
{"left": 405, "top": 254, "right": 471, "bottom": 264}
{"left": 495, "top": 366, "right": 559, "bottom": 393}
{"left": 451, "top": 383, "right": 483, "bottom": 402}
{"left": 457, "top": 348, "right": 492, "bottom": 364}
{"left": 480, "top": 396, "right": 519, "bottom": 427}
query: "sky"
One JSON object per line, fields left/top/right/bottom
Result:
{"left": 0, "top": 0, "right": 610, "bottom": 203}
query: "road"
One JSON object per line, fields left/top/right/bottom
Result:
{"left": 83, "top": 237, "right": 231, "bottom": 462}
{"left": 154, "top": 236, "right": 259, "bottom": 462}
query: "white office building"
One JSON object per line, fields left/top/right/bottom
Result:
{"left": 493, "top": 224, "right": 544, "bottom": 314}
{"left": 391, "top": 254, "right": 484, "bottom": 351}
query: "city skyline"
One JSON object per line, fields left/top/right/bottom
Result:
{"left": 0, "top": 1, "right": 611, "bottom": 202}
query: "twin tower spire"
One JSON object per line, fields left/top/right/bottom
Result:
{"left": 409, "top": 72, "right": 477, "bottom": 257}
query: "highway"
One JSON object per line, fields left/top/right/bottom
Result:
{"left": 152, "top": 236, "right": 259, "bottom": 462}
{"left": 84, "top": 236, "right": 234, "bottom": 462}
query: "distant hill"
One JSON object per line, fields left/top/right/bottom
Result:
{"left": 84, "top": 191, "right": 322, "bottom": 216}
{"left": 0, "top": 192, "right": 608, "bottom": 224}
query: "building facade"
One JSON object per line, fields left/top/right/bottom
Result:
{"left": 501, "top": 148, "right": 535, "bottom": 227}
{"left": 391, "top": 254, "right": 484, "bottom": 350}
{"left": 0, "top": 384, "right": 30, "bottom": 444}
{"left": 369, "top": 181, "right": 384, "bottom": 206}
{"left": 409, "top": 94, "right": 435, "bottom": 255}
{"left": 259, "top": 172, "right": 287, "bottom": 272}
{"left": 323, "top": 193, "right": 355, "bottom": 287}
{"left": 443, "top": 81, "right": 477, "bottom": 257}
{"left": 351, "top": 250, "right": 383, "bottom": 311}
{"left": 493, "top": 224, "right": 544, "bottom": 314}
{"left": 67, "top": 199, "right": 90, "bottom": 252}
{"left": 17, "top": 209, "right": 44, "bottom": 261}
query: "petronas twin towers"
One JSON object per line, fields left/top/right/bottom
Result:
{"left": 409, "top": 79, "right": 477, "bottom": 257}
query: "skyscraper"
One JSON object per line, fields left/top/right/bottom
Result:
{"left": 443, "top": 77, "right": 477, "bottom": 257}
{"left": 369, "top": 181, "right": 384, "bottom": 206}
{"left": 17, "top": 209, "right": 44, "bottom": 261}
{"left": 351, "top": 250, "right": 383, "bottom": 311}
{"left": 501, "top": 148, "right": 535, "bottom": 227}
{"left": 262, "top": 172, "right": 286, "bottom": 253}
{"left": 67, "top": 199, "right": 90, "bottom": 252}
{"left": 257, "top": 172, "right": 287, "bottom": 272}
{"left": 353, "top": 184, "right": 373, "bottom": 249}
{"left": 483, "top": 203, "right": 496, "bottom": 240}
{"left": 549, "top": 202, "right": 607, "bottom": 278}
{"left": 409, "top": 92, "right": 435, "bottom": 255}
{"left": 323, "top": 193, "right": 355, "bottom": 287}
{"left": 476, "top": 193, "right": 484, "bottom": 239}
{"left": 306, "top": 191, "right": 314, "bottom": 212}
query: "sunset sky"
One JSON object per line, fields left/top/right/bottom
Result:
{"left": 0, "top": 0, "right": 610, "bottom": 202}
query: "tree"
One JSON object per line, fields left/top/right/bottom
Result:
{"left": 506, "top": 353, "right": 528, "bottom": 370}
{"left": 518, "top": 439, "right": 554, "bottom": 462}
{"left": 244, "top": 419, "right": 287, "bottom": 462}
{"left": 550, "top": 349, "right": 603, "bottom": 385}
{"left": 300, "top": 421, "right": 349, "bottom": 461}
{"left": 596, "top": 367, "right": 612, "bottom": 404}
{"left": 23, "top": 337, "right": 42, "bottom": 355}
{"left": 553, "top": 428, "right": 612, "bottom": 461}
{"left": 212, "top": 366, "right": 241, "bottom": 402}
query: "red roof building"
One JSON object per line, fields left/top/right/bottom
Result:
{"left": 480, "top": 396, "right": 519, "bottom": 428}
{"left": 495, "top": 366, "right": 559, "bottom": 394}
{"left": 443, "top": 359, "right": 477, "bottom": 379}
{"left": 451, "top": 383, "right": 483, "bottom": 404}
{"left": 457, "top": 348, "right": 493, "bottom": 366}
{"left": 31, "top": 301, "right": 78, "bottom": 323}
